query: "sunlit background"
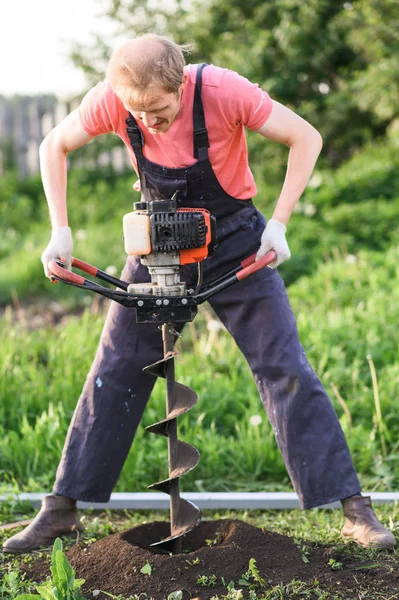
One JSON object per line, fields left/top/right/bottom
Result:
{"left": 0, "top": 0, "right": 113, "bottom": 97}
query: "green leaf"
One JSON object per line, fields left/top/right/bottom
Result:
{"left": 73, "top": 578, "right": 86, "bottom": 589}
{"left": 140, "top": 562, "right": 152, "bottom": 575}
{"left": 52, "top": 538, "right": 63, "bottom": 553}
{"left": 55, "top": 550, "right": 69, "bottom": 593}
{"left": 50, "top": 538, "right": 63, "bottom": 587}
{"left": 62, "top": 548, "right": 77, "bottom": 590}
{"left": 167, "top": 592, "right": 183, "bottom": 600}
{"left": 35, "top": 583, "right": 59, "bottom": 600}
{"left": 14, "top": 595, "right": 41, "bottom": 600}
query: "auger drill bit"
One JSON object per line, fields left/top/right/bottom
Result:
{"left": 144, "top": 323, "right": 201, "bottom": 553}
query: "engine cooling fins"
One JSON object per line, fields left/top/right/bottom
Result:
{"left": 143, "top": 323, "right": 201, "bottom": 553}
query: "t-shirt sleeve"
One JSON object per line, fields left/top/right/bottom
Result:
{"left": 78, "top": 80, "right": 123, "bottom": 136}
{"left": 214, "top": 68, "right": 273, "bottom": 131}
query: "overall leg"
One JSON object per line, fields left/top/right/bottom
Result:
{"left": 53, "top": 257, "right": 169, "bottom": 502}
{"left": 53, "top": 295, "right": 164, "bottom": 502}
{"left": 209, "top": 266, "right": 361, "bottom": 509}
{"left": 202, "top": 208, "right": 360, "bottom": 507}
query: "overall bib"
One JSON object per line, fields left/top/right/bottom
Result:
{"left": 54, "top": 65, "right": 361, "bottom": 508}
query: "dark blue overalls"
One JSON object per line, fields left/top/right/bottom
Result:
{"left": 54, "top": 64, "right": 361, "bottom": 508}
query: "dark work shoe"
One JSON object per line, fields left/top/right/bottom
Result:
{"left": 2, "top": 495, "right": 83, "bottom": 554}
{"left": 341, "top": 495, "right": 396, "bottom": 549}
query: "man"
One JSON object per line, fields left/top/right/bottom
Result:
{"left": 4, "top": 34, "right": 395, "bottom": 553}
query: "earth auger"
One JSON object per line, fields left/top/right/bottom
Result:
{"left": 49, "top": 196, "right": 275, "bottom": 554}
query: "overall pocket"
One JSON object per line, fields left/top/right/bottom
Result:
{"left": 240, "top": 209, "right": 266, "bottom": 245}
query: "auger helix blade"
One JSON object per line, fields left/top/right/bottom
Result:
{"left": 144, "top": 324, "right": 201, "bottom": 553}
{"left": 143, "top": 350, "right": 179, "bottom": 378}
{"left": 149, "top": 498, "right": 201, "bottom": 552}
{"left": 147, "top": 439, "right": 200, "bottom": 482}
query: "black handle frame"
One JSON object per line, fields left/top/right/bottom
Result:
{"left": 49, "top": 250, "right": 276, "bottom": 322}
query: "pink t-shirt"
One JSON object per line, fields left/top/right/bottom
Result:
{"left": 78, "top": 64, "right": 273, "bottom": 199}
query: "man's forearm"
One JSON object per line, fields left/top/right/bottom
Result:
{"left": 39, "top": 136, "right": 69, "bottom": 229}
{"left": 272, "top": 132, "right": 322, "bottom": 226}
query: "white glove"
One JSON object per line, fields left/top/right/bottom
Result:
{"left": 41, "top": 226, "right": 73, "bottom": 278}
{"left": 255, "top": 218, "right": 291, "bottom": 268}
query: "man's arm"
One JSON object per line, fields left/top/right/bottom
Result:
{"left": 254, "top": 100, "right": 322, "bottom": 266}
{"left": 39, "top": 110, "right": 94, "bottom": 276}
{"left": 256, "top": 100, "right": 323, "bottom": 225}
{"left": 40, "top": 109, "right": 94, "bottom": 228}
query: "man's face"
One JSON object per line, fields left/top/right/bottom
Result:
{"left": 124, "top": 85, "right": 183, "bottom": 134}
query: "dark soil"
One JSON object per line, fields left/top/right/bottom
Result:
{"left": 24, "top": 519, "right": 399, "bottom": 599}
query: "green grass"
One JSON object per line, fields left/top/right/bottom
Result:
{"left": 0, "top": 220, "right": 127, "bottom": 306}
{"left": 2, "top": 244, "right": 399, "bottom": 494}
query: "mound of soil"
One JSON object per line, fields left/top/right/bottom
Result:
{"left": 25, "top": 519, "right": 399, "bottom": 599}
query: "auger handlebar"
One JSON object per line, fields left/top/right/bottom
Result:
{"left": 49, "top": 250, "right": 276, "bottom": 320}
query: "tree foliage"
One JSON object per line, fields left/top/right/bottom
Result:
{"left": 71, "top": 0, "right": 399, "bottom": 169}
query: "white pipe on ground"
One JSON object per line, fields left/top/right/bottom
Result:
{"left": 1, "top": 492, "right": 398, "bottom": 510}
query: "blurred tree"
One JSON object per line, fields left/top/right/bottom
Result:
{"left": 344, "top": 0, "right": 399, "bottom": 123}
{"left": 70, "top": 0, "right": 398, "bottom": 174}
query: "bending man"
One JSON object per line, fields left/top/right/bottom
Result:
{"left": 4, "top": 34, "right": 395, "bottom": 553}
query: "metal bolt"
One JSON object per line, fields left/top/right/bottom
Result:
{"left": 163, "top": 299, "right": 170, "bottom": 305}
{"left": 156, "top": 299, "right": 162, "bottom": 306}
{"left": 137, "top": 300, "right": 144, "bottom": 307}
{"left": 181, "top": 298, "right": 188, "bottom": 305}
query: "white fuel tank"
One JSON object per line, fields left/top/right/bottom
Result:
{"left": 123, "top": 212, "right": 151, "bottom": 255}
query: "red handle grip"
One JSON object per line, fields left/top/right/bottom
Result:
{"left": 236, "top": 250, "right": 276, "bottom": 281}
{"left": 241, "top": 253, "right": 257, "bottom": 269}
{"left": 48, "top": 260, "right": 86, "bottom": 285}
{"left": 71, "top": 257, "right": 99, "bottom": 277}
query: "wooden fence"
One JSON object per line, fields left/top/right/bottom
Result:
{"left": 0, "top": 95, "right": 131, "bottom": 178}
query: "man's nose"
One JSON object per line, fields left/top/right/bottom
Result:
{"left": 142, "top": 113, "right": 157, "bottom": 128}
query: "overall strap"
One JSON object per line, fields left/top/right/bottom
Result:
{"left": 193, "top": 63, "right": 210, "bottom": 161}
{"left": 126, "top": 113, "right": 144, "bottom": 156}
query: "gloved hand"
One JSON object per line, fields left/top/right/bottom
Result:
{"left": 41, "top": 226, "right": 73, "bottom": 278}
{"left": 255, "top": 218, "right": 291, "bottom": 268}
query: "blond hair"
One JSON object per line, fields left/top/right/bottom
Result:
{"left": 107, "top": 34, "right": 193, "bottom": 107}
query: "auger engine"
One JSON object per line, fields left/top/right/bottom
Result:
{"left": 123, "top": 195, "right": 217, "bottom": 297}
